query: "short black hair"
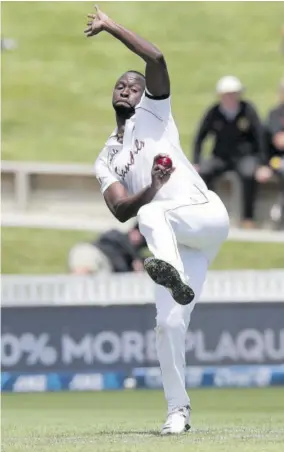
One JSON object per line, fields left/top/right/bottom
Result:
{"left": 126, "top": 70, "right": 145, "bottom": 79}
{"left": 118, "top": 70, "right": 145, "bottom": 88}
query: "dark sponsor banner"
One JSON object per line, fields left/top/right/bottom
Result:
{"left": 2, "top": 366, "right": 284, "bottom": 392}
{"left": 1, "top": 303, "right": 284, "bottom": 373}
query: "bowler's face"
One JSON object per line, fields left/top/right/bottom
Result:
{"left": 112, "top": 73, "right": 144, "bottom": 114}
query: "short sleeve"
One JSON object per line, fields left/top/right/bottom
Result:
{"left": 137, "top": 89, "right": 171, "bottom": 122}
{"left": 94, "top": 157, "right": 119, "bottom": 194}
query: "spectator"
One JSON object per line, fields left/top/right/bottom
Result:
{"left": 265, "top": 79, "right": 284, "bottom": 227}
{"left": 68, "top": 223, "right": 147, "bottom": 274}
{"left": 193, "top": 76, "right": 271, "bottom": 229}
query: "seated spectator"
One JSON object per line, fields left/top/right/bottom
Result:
{"left": 68, "top": 223, "right": 147, "bottom": 274}
{"left": 265, "top": 79, "right": 284, "bottom": 228}
{"left": 193, "top": 75, "right": 271, "bottom": 229}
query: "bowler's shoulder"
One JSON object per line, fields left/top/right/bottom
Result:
{"left": 135, "top": 89, "right": 172, "bottom": 122}
{"left": 94, "top": 146, "right": 109, "bottom": 172}
{"left": 94, "top": 130, "right": 118, "bottom": 170}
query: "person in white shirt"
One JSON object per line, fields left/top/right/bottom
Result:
{"left": 85, "top": 6, "right": 229, "bottom": 435}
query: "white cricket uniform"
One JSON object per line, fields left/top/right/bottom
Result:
{"left": 94, "top": 90, "right": 229, "bottom": 412}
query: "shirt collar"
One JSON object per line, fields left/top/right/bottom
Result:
{"left": 105, "top": 114, "right": 136, "bottom": 147}
{"left": 105, "top": 91, "right": 145, "bottom": 146}
{"left": 219, "top": 104, "right": 240, "bottom": 120}
{"left": 105, "top": 130, "right": 119, "bottom": 147}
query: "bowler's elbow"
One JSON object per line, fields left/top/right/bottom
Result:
{"left": 113, "top": 204, "right": 129, "bottom": 223}
{"left": 115, "top": 213, "right": 128, "bottom": 223}
{"left": 151, "top": 51, "right": 166, "bottom": 66}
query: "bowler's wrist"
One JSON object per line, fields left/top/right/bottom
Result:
{"left": 103, "top": 18, "right": 117, "bottom": 33}
{"left": 149, "top": 182, "right": 160, "bottom": 194}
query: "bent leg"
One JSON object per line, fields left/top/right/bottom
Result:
{"left": 138, "top": 201, "right": 185, "bottom": 276}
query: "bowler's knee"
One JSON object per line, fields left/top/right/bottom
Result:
{"left": 156, "top": 313, "right": 185, "bottom": 335}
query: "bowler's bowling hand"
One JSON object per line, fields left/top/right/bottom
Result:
{"left": 151, "top": 154, "right": 175, "bottom": 191}
{"left": 84, "top": 5, "right": 109, "bottom": 37}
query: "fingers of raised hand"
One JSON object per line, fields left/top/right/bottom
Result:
{"left": 84, "top": 16, "right": 94, "bottom": 36}
{"left": 84, "top": 28, "right": 93, "bottom": 37}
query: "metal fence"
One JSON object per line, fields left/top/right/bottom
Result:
{"left": 2, "top": 270, "right": 284, "bottom": 305}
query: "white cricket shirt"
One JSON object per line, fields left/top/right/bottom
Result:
{"left": 94, "top": 91, "right": 208, "bottom": 202}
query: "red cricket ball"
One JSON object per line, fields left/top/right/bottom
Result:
{"left": 155, "top": 156, "right": 173, "bottom": 169}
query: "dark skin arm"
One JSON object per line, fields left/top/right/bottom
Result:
{"left": 84, "top": 5, "right": 170, "bottom": 97}
{"left": 103, "top": 154, "right": 175, "bottom": 223}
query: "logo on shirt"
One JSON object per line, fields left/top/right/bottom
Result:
{"left": 108, "top": 148, "right": 120, "bottom": 167}
{"left": 115, "top": 139, "right": 145, "bottom": 181}
{"left": 237, "top": 117, "right": 250, "bottom": 131}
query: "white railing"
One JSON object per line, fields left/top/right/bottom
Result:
{"left": 3, "top": 161, "right": 284, "bottom": 238}
{"left": 1, "top": 270, "right": 284, "bottom": 306}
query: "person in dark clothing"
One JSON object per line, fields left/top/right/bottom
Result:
{"left": 68, "top": 223, "right": 147, "bottom": 274}
{"left": 95, "top": 223, "right": 147, "bottom": 272}
{"left": 193, "top": 76, "right": 271, "bottom": 228}
{"left": 265, "top": 80, "right": 284, "bottom": 227}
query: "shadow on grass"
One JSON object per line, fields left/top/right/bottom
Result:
{"left": 96, "top": 430, "right": 160, "bottom": 437}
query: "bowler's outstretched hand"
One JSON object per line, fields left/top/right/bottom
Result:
{"left": 84, "top": 5, "right": 109, "bottom": 37}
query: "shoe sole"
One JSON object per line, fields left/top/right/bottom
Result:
{"left": 144, "top": 258, "right": 195, "bottom": 306}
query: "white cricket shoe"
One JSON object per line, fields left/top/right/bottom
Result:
{"left": 160, "top": 405, "right": 191, "bottom": 435}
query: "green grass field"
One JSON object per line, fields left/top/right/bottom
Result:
{"left": 2, "top": 389, "right": 284, "bottom": 452}
{"left": 2, "top": 227, "right": 284, "bottom": 273}
{"left": 2, "top": 1, "right": 283, "bottom": 163}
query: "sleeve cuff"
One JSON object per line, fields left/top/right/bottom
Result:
{"left": 145, "top": 88, "right": 170, "bottom": 101}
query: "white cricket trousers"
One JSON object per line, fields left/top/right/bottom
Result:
{"left": 138, "top": 190, "right": 229, "bottom": 412}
